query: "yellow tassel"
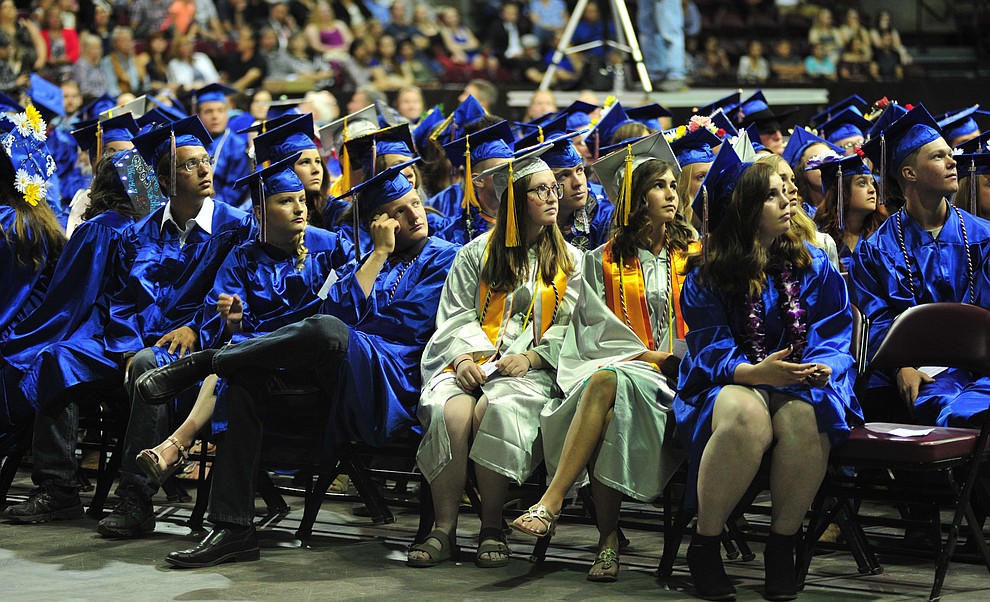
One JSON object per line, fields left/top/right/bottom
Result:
{"left": 505, "top": 161, "right": 520, "bottom": 247}
{"left": 462, "top": 134, "right": 477, "bottom": 210}
{"left": 95, "top": 121, "right": 103, "bottom": 159}
{"left": 340, "top": 118, "right": 350, "bottom": 192}
{"left": 620, "top": 145, "right": 633, "bottom": 226}
{"left": 537, "top": 126, "right": 544, "bottom": 143}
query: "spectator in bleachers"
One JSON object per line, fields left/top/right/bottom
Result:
{"left": 806, "top": 6, "right": 841, "bottom": 64}
{"left": 59, "top": 79, "right": 82, "bottom": 126}
{"left": 265, "top": 0, "right": 298, "bottom": 50}
{"left": 529, "top": 0, "right": 567, "bottom": 43}
{"left": 837, "top": 37, "right": 877, "bottom": 82}
{"left": 870, "top": 9, "right": 912, "bottom": 66}
{"left": 346, "top": 83, "right": 385, "bottom": 113}
{"left": 370, "top": 34, "right": 413, "bottom": 92}
{"left": 0, "top": 31, "right": 27, "bottom": 93}
{"left": 144, "top": 32, "right": 172, "bottom": 93}
{"left": 524, "top": 89, "right": 557, "bottom": 122}
{"left": 489, "top": 2, "right": 528, "bottom": 71}
{"left": 101, "top": 27, "right": 149, "bottom": 97}
{"left": 394, "top": 84, "right": 424, "bottom": 121}
{"left": 268, "top": 31, "right": 333, "bottom": 85}
{"left": 306, "top": 0, "right": 353, "bottom": 62}
{"left": 163, "top": 0, "right": 199, "bottom": 36}
{"left": 505, "top": 33, "right": 551, "bottom": 85}
{"left": 384, "top": 0, "right": 416, "bottom": 43}
{"left": 167, "top": 33, "right": 221, "bottom": 93}
{"left": 693, "top": 35, "right": 731, "bottom": 82}
{"left": 128, "top": 0, "right": 170, "bottom": 39}
{"left": 0, "top": 0, "right": 45, "bottom": 74}
{"left": 838, "top": 8, "right": 871, "bottom": 61}
{"left": 572, "top": 1, "right": 612, "bottom": 61}
{"left": 193, "top": 0, "right": 226, "bottom": 42}
{"left": 683, "top": 0, "right": 702, "bottom": 42}
{"left": 87, "top": 0, "right": 112, "bottom": 53}
{"left": 333, "top": 0, "right": 371, "bottom": 28}
{"left": 219, "top": 26, "right": 267, "bottom": 90}
{"left": 737, "top": 39, "right": 770, "bottom": 84}
{"left": 258, "top": 26, "right": 280, "bottom": 65}
{"left": 72, "top": 33, "right": 109, "bottom": 97}
{"left": 873, "top": 31, "right": 904, "bottom": 82}
{"left": 410, "top": 2, "right": 440, "bottom": 55}
{"left": 437, "top": 5, "right": 483, "bottom": 70}
{"left": 769, "top": 38, "right": 805, "bottom": 82}
{"left": 397, "top": 38, "right": 434, "bottom": 86}
{"left": 39, "top": 5, "right": 79, "bottom": 80}
{"left": 338, "top": 37, "right": 373, "bottom": 89}
{"left": 803, "top": 42, "right": 836, "bottom": 82}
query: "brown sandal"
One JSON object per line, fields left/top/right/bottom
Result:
{"left": 135, "top": 436, "right": 188, "bottom": 486}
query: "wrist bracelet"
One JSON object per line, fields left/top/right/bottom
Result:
{"left": 454, "top": 357, "right": 471, "bottom": 371}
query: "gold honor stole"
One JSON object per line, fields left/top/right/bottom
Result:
{"left": 478, "top": 269, "right": 568, "bottom": 359}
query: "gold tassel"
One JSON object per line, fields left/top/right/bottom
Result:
{"left": 620, "top": 145, "right": 633, "bottom": 226}
{"left": 537, "top": 126, "right": 544, "bottom": 144}
{"left": 505, "top": 161, "right": 520, "bottom": 247}
{"left": 340, "top": 117, "right": 350, "bottom": 192}
{"left": 462, "top": 134, "right": 476, "bottom": 210}
{"left": 95, "top": 121, "right": 103, "bottom": 159}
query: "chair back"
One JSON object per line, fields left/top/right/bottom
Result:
{"left": 869, "top": 303, "right": 990, "bottom": 376}
{"left": 849, "top": 304, "right": 868, "bottom": 376}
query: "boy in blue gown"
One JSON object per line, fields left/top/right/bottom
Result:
{"left": 135, "top": 162, "right": 459, "bottom": 567}
{"left": 182, "top": 84, "right": 251, "bottom": 210}
{"left": 853, "top": 105, "right": 990, "bottom": 428}
{"left": 95, "top": 116, "right": 256, "bottom": 538}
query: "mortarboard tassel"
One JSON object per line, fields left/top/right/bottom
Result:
{"left": 462, "top": 134, "right": 478, "bottom": 210}
{"left": 836, "top": 164, "right": 844, "bottom": 231}
{"left": 340, "top": 118, "right": 351, "bottom": 194}
{"left": 169, "top": 129, "right": 177, "bottom": 199}
{"left": 620, "top": 145, "right": 633, "bottom": 226}
{"left": 877, "top": 136, "right": 886, "bottom": 205}
{"left": 970, "top": 161, "right": 978, "bottom": 216}
{"left": 370, "top": 133, "right": 379, "bottom": 176}
{"left": 258, "top": 176, "right": 267, "bottom": 243}
{"left": 593, "top": 130, "right": 600, "bottom": 162}
{"left": 701, "top": 185, "right": 709, "bottom": 262}
{"left": 95, "top": 121, "right": 103, "bottom": 159}
{"left": 505, "top": 161, "right": 520, "bottom": 247}
{"left": 537, "top": 126, "right": 544, "bottom": 144}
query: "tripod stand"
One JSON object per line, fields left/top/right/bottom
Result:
{"left": 539, "top": 0, "right": 652, "bottom": 93}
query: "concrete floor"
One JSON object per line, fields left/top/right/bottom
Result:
{"left": 2, "top": 471, "right": 989, "bottom": 601}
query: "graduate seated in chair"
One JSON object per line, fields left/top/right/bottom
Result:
{"left": 513, "top": 133, "right": 696, "bottom": 582}
{"left": 135, "top": 162, "right": 459, "bottom": 567}
{"left": 674, "top": 154, "right": 860, "bottom": 601}
{"left": 410, "top": 147, "right": 583, "bottom": 570}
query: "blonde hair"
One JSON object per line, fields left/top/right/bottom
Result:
{"left": 757, "top": 153, "right": 824, "bottom": 249}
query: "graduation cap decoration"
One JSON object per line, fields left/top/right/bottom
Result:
{"left": 71, "top": 112, "right": 140, "bottom": 162}
{"left": 938, "top": 105, "right": 985, "bottom": 145}
{"left": 131, "top": 115, "right": 213, "bottom": 198}
{"left": 860, "top": 104, "right": 942, "bottom": 205}
{"left": 180, "top": 83, "right": 240, "bottom": 114}
{"left": 590, "top": 130, "right": 680, "bottom": 227}
{"left": 443, "top": 120, "right": 515, "bottom": 215}
{"left": 692, "top": 144, "right": 750, "bottom": 243}
{"left": 253, "top": 113, "right": 318, "bottom": 166}
{"left": 710, "top": 109, "right": 739, "bottom": 139}
{"left": 667, "top": 120, "right": 723, "bottom": 168}
{"left": 781, "top": 126, "right": 841, "bottom": 169}
{"left": 234, "top": 152, "right": 304, "bottom": 242}
{"left": 736, "top": 90, "right": 797, "bottom": 128}
{"left": 109, "top": 147, "right": 166, "bottom": 218}
{"left": 342, "top": 123, "right": 415, "bottom": 175}
{"left": 866, "top": 102, "right": 909, "bottom": 139}
{"left": 474, "top": 143, "right": 554, "bottom": 247}
{"left": 411, "top": 105, "right": 445, "bottom": 156}
{"left": 695, "top": 91, "right": 741, "bottom": 120}
{"left": 626, "top": 103, "right": 673, "bottom": 131}
{"left": 100, "top": 94, "right": 186, "bottom": 122}
{"left": 317, "top": 104, "right": 379, "bottom": 194}
{"left": 0, "top": 106, "right": 58, "bottom": 207}
{"left": 77, "top": 93, "right": 116, "bottom": 122}
{"left": 955, "top": 152, "right": 990, "bottom": 215}
{"left": 805, "top": 150, "right": 872, "bottom": 228}
{"left": 27, "top": 73, "right": 64, "bottom": 121}
{"left": 820, "top": 108, "right": 872, "bottom": 149}
{"left": 810, "top": 94, "right": 868, "bottom": 128}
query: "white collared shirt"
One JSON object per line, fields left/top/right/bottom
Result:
{"left": 161, "top": 197, "right": 215, "bottom": 247}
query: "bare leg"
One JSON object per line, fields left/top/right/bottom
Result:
{"left": 143, "top": 375, "right": 219, "bottom": 467}
{"left": 768, "top": 397, "right": 830, "bottom": 536}
{"left": 407, "top": 393, "right": 476, "bottom": 562}
{"left": 696, "top": 385, "right": 774, "bottom": 536}
{"left": 472, "top": 395, "right": 512, "bottom": 565}
{"left": 587, "top": 407, "right": 624, "bottom": 579}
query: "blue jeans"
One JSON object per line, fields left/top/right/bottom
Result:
{"left": 637, "top": 0, "right": 685, "bottom": 81}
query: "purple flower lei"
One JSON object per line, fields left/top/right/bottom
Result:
{"left": 742, "top": 262, "right": 807, "bottom": 363}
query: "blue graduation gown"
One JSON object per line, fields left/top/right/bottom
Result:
{"left": 850, "top": 206, "right": 990, "bottom": 426}
{"left": 425, "top": 182, "right": 463, "bottom": 220}
{"left": 2, "top": 211, "right": 133, "bottom": 410}
{"left": 0, "top": 206, "right": 56, "bottom": 452}
{"left": 208, "top": 129, "right": 251, "bottom": 210}
{"left": 104, "top": 201, "right": 256, "bottom": 359}
{"left": 336, "top": 211, "right": 451, "bottom": 256}
{"left": 435, "top": 203, "right": 493, "bottom": 246}
{"left": 323, "top": 236, "right": 460, "bottom": 445}
{"left": 561, "top": 190, "right": 615, "bottom": 252}
{"left": 47, "top": 128, "right": 79, "bottom": 226}
{"left": 674, "top": 245, "right": 861, "bottom": 507}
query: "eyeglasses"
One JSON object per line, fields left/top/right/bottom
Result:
{"left": 527, "top": 183, "right": 563, "bottom": 203}
{"left": 178, "top": 155, "right": 215, "bottom": 172}
{"left": 840, "top": 139, "right": 864, "bottom": 151}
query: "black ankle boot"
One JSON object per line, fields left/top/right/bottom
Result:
{"left": 687, "top": 533, "right": 736, "bottom": 601}
{"left": 135, "top": 349, "right": 218, "bottom": 405}
{"left": 764, "top": 532, "right": 798, "bottom": 601}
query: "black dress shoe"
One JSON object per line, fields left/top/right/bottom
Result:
{"left": 165, "top": 526, "right": 260, "bottom": 568}
{"left": 135, "top": 349, "right": 218, "bottom": 405}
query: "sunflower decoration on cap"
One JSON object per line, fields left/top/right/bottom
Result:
{"left": 1, "top": 105, "right": 57, "bottom": 207}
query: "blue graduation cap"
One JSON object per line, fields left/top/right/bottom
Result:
{"left": 411, "top": 105, "right": 444, "bottom": 155}
{"left": 442, "top": 120, "right": 514, "bottom": 170}
{"left": 541, "top": 129, "right": 588, "bottom": 169}
{"left": 77, "top": 93, "right": 116, "bottom": 122}
{"left": 318, "top": 104, "right": 379, "bottom": 155}
{"left": 938, "top": 105, "right": 984, "bottom": 144}
{"left": 376, "top": 98, "right": 408, "bottom": 128}
{"left": 559, "top": 100, "right": 598, "bottom": 131}
{"left": 736, "top": 90, "right": 797, "bottom": 127}
{"left": 343, "top": 123, "right": 415, "bottom": 174}
{"left": 431, "top": 95, "right": 487, "bottom": 146}
{"left": 474, "top": 142, "right": 555, "bottom": 247}
{"left": 131, "top": 116, "right": 213, "bottom": 197}
{"left": 860, "top": 104, "right": 942, "bottom": 172}
{"left": 810, "top": 94, "right": 868, "bottom": 127}
{"left": 265, "top": 98, "right": 303, "bottom": 120}
{"left": 692, "top": 144, "right": 750, "bottom": 235}
{"left": 956, "top": 152, "right": 990, "bottom": 215}
{"left": 710, "top": 110, "right": 738, "bottom": 139}
{"left": 253, "top": 113, "right": 318, "bottom": 166}
{"left": 866, "top": 102, "right": 909, "bottom": 139}
{"left": 626, "top": 103, "right": 673, "bottom": 131}
{"left": 514, "top": 112, "right": 570, "bottom": 151}
{"left": 744, "top": 123, "right": 767, "bottom": 153}
{"left": 586, "top": 102, "right": 633, "bottom": 148}
{"left": 136, "top": 107, "right": 180, "bottom": 135}
{"left": 781, "top": 127, "right": 841, "bottom": 168}
{"left": 234, "top": 152, "right": 304, "bottom": 242}
{"left": 590, "top": 131, "right": 679, "bottom": 222}
{"left": 695, "top": 91, "right": 741, "bottom": 119}
{"left": 805, "top": 150, "right": 872, "bottom": 228}
{"left": 27, "top": 73, "right": 64, "bottom": 120}
{"left": 71, "top": 112, "right": 140, "bottom": 161}
{"left": 181, "top": 83, "right": 239, "bottom": 112}
{"left": 0, "top": 107, "right": 59, "bottom": 207}
{"left": 331, "top": 157, "right": 421, "bottom": 237}
{"left": 956, "top": 131, "right": 990, "bottom": 154}
{"left": 0, "top": 91, "right": 24, "bottom": 115}
{"left": 234, "top": 112, "right": 301, "bottom": 136}
{"left": 109, "top": 148, "right": 166, "bottom": 218}
{"left": 669, "top": 126, "right": 722, "bottom": 168}
{"left": 820, "top": 108, "right": 872, "bottom": 147}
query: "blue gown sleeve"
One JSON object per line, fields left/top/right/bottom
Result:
{"left": 199, "top": 246, "right": 251, "bottom": 350}
{"left": 849, "top": 237, "right": 907, "bottom": 359}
